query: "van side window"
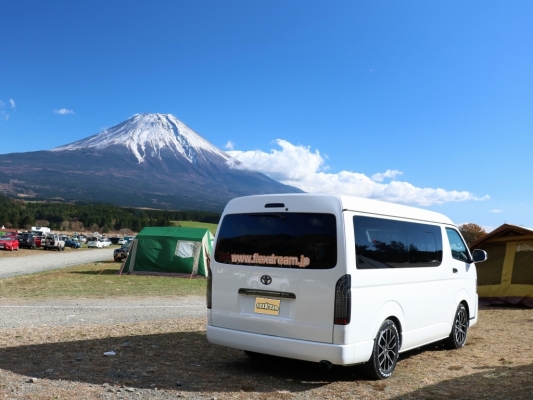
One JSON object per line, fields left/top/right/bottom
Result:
{"left": 354, "top": 216, "right": 443, "bottom": 269}
{"left": 445, "top": 228, "right": 471, "bottom": 263}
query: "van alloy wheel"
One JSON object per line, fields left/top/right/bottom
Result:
{"left": 365, "top": 319, "right": 399, "bottom": 379}
{"left": 446, "top": 304, "right": 468, "bottom": 349}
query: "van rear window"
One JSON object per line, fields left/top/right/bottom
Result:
{"left": 214, "top": 213, "right": 337, "bottom": 269}
{"left": 354, "top": 216, "right": 443, "bottom": 269}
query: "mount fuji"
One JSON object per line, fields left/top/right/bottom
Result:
{"left": 0, "top": 113, "right": 302, "bottom": 211}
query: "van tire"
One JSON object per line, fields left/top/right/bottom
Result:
{"left": 446, "top": 304, "right": 468, "bottom": 349}
{"left": 364, "top": 319, "right": 400, "bottom": 380}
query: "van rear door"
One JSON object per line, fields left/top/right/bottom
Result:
{"left": 211, "top": 203, "right": 343, "bottom": 344}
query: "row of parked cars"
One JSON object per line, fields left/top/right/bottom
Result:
{"left": 0, "top": 232, "right": 69, "bottom": 251}
{"left": 16, "top": 232, "right": 81, "bottom": 250}
{"left": 0, "top": 230, "right": 136, "bottom": 254}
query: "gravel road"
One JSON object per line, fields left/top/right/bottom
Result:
{"left": 0, "top": 297, "right": 206, "bottom": 329}
{"left": 0, "top": 248, "right": 115, "bottom": 279}
{"left": 0, "top": 249, "right": 206, "bottom": 328}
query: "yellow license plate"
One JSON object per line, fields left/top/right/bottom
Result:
{"left": 254, "top": 297, "right": 280, "bottom": 316}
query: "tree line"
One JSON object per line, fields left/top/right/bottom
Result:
{"left": 0, "top": 195, "right": 220, "bottom": 233}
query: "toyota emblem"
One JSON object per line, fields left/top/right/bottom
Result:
{"left": 260, "top": 275, "right": 272, "bottom": 285}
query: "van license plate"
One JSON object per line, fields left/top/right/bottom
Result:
{"left": 254, "top": 297, "right": 280, "bottom": 316}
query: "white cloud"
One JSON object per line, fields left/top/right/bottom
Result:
{"left": 225, "top": 141, "right": 235, "bottom": 150}
{"left": 54, "top": 108, "right": 74, "bottom": 115}
{"left": 9, "top": 99, "right": 15, "bottom": 108}
{"left": 490, "top": 209, "right": 503, "bottom": 213}
{"left": 227, "top": 139, "right": 489, "bottom": 207}
{"left": 371, "top": 169, "right": 403, "bottom": 182}
{"left": 227, "top": 139, "right": 324, "bottom": 182}
{"left": 0, "top": 100, "right": 4, "bottom": 107}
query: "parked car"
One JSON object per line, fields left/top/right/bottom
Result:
{"left": 87, "top": 237, "right": 102, "bottom": 248}
{"left": 17, "top": 233, "right": 37, "bottom": 249}
{"left": 0, "top": 236, "right": 19, "bottom": 251}
{"left": 33, "top": 235, "right": 43, "bottom": 247}
{"left": 43, "top": 234, "right": 65, "bottom": 251}
{"left": 64, "top": 239, "right": 81, "bottom": 249}
{"left": 113, "top": 243, "right": 131, "bottom": 261}
{"left": 117, "top": 237, "right": 126, "bottom": 245}
{"left": 124, "top": 235, "right": 136, "bottom": 243}
{"left": 77, "top": 235, "right": 87, "bottom": 243}
{"left": 87, "top": 237, "right": 112, "bottom": 248}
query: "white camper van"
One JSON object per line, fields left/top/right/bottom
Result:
{"left": 206, "top": 194, "right": 487, "bottom": 379}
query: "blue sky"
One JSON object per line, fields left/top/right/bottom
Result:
{"left": 1, "top": 1, "right": 533, "bottom": 230}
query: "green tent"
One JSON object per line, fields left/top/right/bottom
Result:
{"left": 123, "top": 226, "right": 214, "bottom": 277}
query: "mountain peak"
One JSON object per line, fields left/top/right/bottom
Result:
{"left": 52, "top": 113, "right": 230, "bottom": 164}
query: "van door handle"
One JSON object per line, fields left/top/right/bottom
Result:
{"left": 453, "top": 268, "right": 458, "bottom": 274}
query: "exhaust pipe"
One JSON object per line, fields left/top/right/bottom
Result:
{"left": 319, "top": 360, "right": 333, "bottom": 372}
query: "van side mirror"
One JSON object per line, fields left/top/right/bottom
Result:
{"left": 472, "top": 249, "right": 487, "bottom": 263}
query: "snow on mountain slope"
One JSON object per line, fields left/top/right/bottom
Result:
{"left": 52, "top": 113, "right": 230, "bottom": 164}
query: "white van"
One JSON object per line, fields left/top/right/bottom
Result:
{"left": 206, "top": 194, "right": 487, "bottom": 379}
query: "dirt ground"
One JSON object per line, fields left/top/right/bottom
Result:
{"left": 0, "top": 246, "right": 89, "bottom": 259}
{"left": 0, "top": 248, "right": 45, "bottom": 258}
{"left": 0, "top": 307, "right": 531, "bottom": 399}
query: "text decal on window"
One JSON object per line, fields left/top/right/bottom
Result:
{"left": 230, "top": 253, "right": 310, "bottom": 268}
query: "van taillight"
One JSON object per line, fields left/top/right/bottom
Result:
{"left": 206, "top": 264, "right": 212, "bottom": 309}
{"left": 334, "top": 274, "right": 351, "bottom": 325}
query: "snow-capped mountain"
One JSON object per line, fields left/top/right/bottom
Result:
{"left": 0, "top": 113, "right": 301, "bottom": 211}
{"left": 52, "top": 113, "right": 231, "bottom": 164}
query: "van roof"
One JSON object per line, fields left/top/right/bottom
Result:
{"left": 338, "top": 195, "right": 454, "bottom": 225}
{"left": 224, "top": 193, "right": 455, "bottom": 226}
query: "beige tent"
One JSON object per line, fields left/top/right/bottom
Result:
{"left": 470, "top": 224, "right": 533, "bottom": 307}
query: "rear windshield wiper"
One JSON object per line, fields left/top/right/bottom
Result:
{"left": 248, "top": 213, "right": 286, "bottom": 220}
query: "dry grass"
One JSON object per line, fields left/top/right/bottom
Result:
{"left": 0, "top": 307, "right": 531, "bottom": 399}
{"left": 172, "top": 220, "right": 218, "bottom": 235}
{"left": 0, "top": 261, "right": 206, "bottom": 300}
{"left": 0, "top": 247, "right": 40, "bottom": 258}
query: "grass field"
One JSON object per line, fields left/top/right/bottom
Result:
{"left": 0, "top": 261, "right": 207, "bottom": 300}
{"left": 172, "top": 220, "right": 218, "bottom": 235}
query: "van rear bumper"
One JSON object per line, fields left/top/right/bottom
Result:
{"left": 207, "top": 325, "right": 373, "bottom": 366}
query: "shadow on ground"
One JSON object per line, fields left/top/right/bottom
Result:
{"left": 0, "top": 331, "right": 364, "bottom": 393}
{"left": 69, "top": 260, "right": 120, "bottom": 275}
{"left": 391, "top": 363, "right": 533, "bottom": 399}
{"left": 0, "top": 332, "right": 532, "bottom": 397}
{"left": 71, "top": 269, "right": 121, "bottom": 275}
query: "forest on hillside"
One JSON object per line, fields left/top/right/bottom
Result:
{"left": 0, "top": 195, "right": 220, "bottom": 233}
